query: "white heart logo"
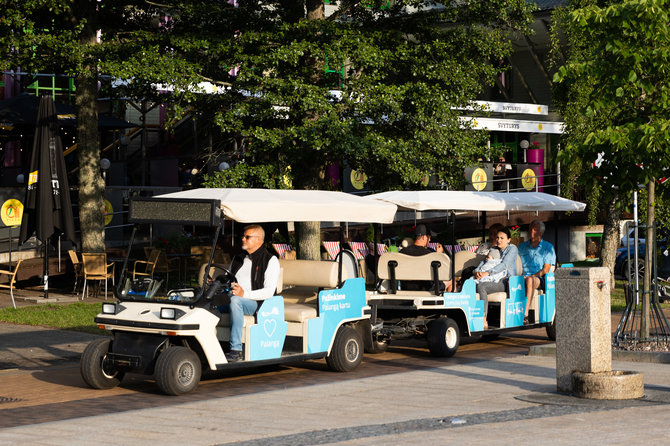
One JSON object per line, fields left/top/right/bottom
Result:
{"left": 264, "top": 319, "right": 276, "bottom": 337}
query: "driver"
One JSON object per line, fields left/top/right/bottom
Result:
{"left": 225, "top": 224, "right": 280, "bottom": 362}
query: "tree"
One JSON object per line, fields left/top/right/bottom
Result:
{"left": 552, "top": 0, "right": 670, "bottom": 291}
{"left": 2, "top": 1, "right": 535, "bottom": 258}
{"left": 153, "top": 0, "right": 535, "bottom": 257}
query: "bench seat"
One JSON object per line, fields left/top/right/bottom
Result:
{"left": 376, "top": 251, "right": 452, "bottom": 296}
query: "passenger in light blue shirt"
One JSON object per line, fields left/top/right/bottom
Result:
{"left": 518, "top": 220, "right": 556, "bottom": 324}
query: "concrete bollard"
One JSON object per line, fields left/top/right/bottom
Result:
{"left": 555, "top": 267, "right": 643, "bottom": 399}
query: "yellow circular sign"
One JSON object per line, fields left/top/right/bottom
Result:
{"left": 350, "top": 170, "right": 367, "bottom": 190}
{"left": 1, "top": 199, "right": 23, "bottom": 226}
{"left": 521, "top": 168, "right": 536, "bottom": 191}
{"left": 420, "top": 174, "right": 430, "bottom": 187}
{"left": 104, "top": 199, "right": 114, "bottom": 226}
{"left": 471, "top": 168, "right": 487, "bottom": 191}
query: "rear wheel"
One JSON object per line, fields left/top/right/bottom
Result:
{"left": 426, "top": 318, "right": 460, "bottom": 357}
{"left": 155, "top": 346, "right": 202, "bottom": 395}
{"left": 80, "top": 338, "right": 124, "bottom": 389}
{"left": 327, "top": 326, "right": 363, "bottom": 372}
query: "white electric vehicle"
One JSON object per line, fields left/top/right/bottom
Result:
{"left": 364, "top": 190, "right": 586, "bottom": 357}
{"left": 80, "top": 188, "right": 396, "bottom": 395}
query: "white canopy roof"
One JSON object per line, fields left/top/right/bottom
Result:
{"left": 368, "top": 190, "right": 586, "bottom": 212}
{"left": 157, "top": 188, "right": 397, "bottom": 223}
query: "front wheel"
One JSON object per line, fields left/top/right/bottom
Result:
{"left": 80, "top": 338, "right": 125, "bottom": 389}
{"left": 155, "top": 346, "right": 202, "bottom": 395}
{"left": 426, "top": 318, "right": 460, "bottom": 357}
{"left": 326, "top": 326, "right": 363, "bottom": 372}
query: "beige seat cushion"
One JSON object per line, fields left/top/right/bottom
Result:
{"left": 453, "top": 250, "right": 485, "bottom": 277}
{"left": 284, "top": 303, "right": 317, "bottom": 322}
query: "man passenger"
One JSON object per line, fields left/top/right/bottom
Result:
{"left": 518, "top": 220, "right": 556, "bottom": 324}
{"left": 226, "top": 224, "right": 280, "bottom": 362}
{"left": 400, "top": 224, "right": 449, "bottom": 291}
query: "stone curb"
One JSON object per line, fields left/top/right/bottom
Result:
{"left": 528, "top": 343, "right": 670, "bottom": 364}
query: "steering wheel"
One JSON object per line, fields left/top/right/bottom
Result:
{"left": 209, "top": 263, "right": 236, "bottom": 290}
{"left": 203, "top": 264, "right": 237, "bottom": 303}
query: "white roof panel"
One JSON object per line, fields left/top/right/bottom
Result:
{"left": 368, "top": 190, "right": 585, "bottom": 212}
{"left": 157, "top": 188, "right": 397, "bottom": 223}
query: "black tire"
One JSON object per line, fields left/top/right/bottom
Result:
{"left": 154, "top": 346, "right": 202, "bottom": 395}
{"left": 426, "top": 318, "right": 460, "bottom": 357}
{"left": 326, "top": 326, "right": 363, "bottom": 372}
{"left": 80, "top": 338, "right": 124, "bottom": 389}
{"left": 546, "top": 318, "right": 556, "bottom": 341}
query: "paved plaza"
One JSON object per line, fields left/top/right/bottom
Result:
{"left": 1, "top": 287, "right": 670, "bottom": 445}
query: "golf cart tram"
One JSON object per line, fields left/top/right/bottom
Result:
{"left": 80, "top": 188, "right": 396, "bottom": 395}
{"left": 364, "top": 190, "right": 586, "bottom": 357}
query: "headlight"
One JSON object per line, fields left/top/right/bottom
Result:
{"left": 160, "top": 307, "right": 176, "bottom": 320}
{"left": 102, "top": 303, "right": 117, "bottom": 314}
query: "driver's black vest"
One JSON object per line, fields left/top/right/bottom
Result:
{"left": 230, "top": 246, "right": 276, "bottom": 292}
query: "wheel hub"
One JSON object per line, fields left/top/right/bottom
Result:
{"left": 345, "top": 339, "right": 359, "bottom": 362}
{"left": 178, "top": 362, "right": 195, "bottom": 384}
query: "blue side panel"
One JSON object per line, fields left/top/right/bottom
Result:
{"left": 538, "top": 272, "right": 556, "bottom": 323}
{"left": 248, "top": 296, "right": 288, "bottom": 361}
{"left": 442, "top": 279, "right": 485, "bottom": 332}
{"left": 505, "top": 276, "right": 526, "bottom": 327}
{"left": 307, "top": 277, "right": 366, "bottom": 353}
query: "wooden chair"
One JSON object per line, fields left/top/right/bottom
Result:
{"left": 81, "top": 253, "right": 115, "bottom": 300}
{"left": 68, "top": 250, "right": 82, "bottom": 295}
{"left": 0, "top": 259, "right": 23, "bottom": 309}
{"left": 133, "top": 248, "right": 160, "bottom": 280}
{"left": 154, "top": 249, "right": 179, "bottom": 283}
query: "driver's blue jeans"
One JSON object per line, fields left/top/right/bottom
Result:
{"left": 228, "top": 296, "right": 258, "bottom": 352}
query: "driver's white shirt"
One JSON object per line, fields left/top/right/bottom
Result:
{"left": 232, "top": 255, "right": 280, "bottom": 301}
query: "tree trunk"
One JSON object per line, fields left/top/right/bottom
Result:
{"left": 296, "top": 221, "right": 321, "bottom": 260}
{"left": 76, "top": 75, "right": 105, "bottom": 252}
{"left": 306, "top": 0, "right": 325, "bottom": 20}
{"left": 74, "top": 8, "right": 104, "bottom": 253}
{"left": 600, "top": 197, "right": 621, "bottom": 288}
{"left": 294, "top": 0, "right": 326, "bottom": 262}
{"left": 642, "top": 180, "right": 655, "bottom": 339}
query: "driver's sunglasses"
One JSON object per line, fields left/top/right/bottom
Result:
{"left": 242, "top": 234, "right": 259, "bottom": 240}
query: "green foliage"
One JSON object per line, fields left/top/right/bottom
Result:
{"left": 1, "top": 1, "right": 535, "bottom": 193}
{"left": 552, "top": 0, "right": 670, "bottom": 205}
{"left": 202, "top": 163, "right": 291, "bottom": 189}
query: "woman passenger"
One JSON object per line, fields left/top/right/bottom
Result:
{"left": 474, "top": 228, "right": 518, "bottom": 329}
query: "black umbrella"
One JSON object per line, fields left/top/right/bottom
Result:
{"left": 0, "top": 93, "right": 137, "bottom": 139}
{"left": 19, "top": 95, "right": 77, "bottom": 298}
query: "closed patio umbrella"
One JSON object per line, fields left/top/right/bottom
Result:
{"left": 19, "top": 95, "right": 77, "bottom": 298}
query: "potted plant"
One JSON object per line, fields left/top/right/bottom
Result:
{"left": 509, "top": 225, "right": 524, "bottom": 246}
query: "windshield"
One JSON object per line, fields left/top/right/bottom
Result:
{"left": 115, "top": 197, "right": 224, "bottom": 305}
{"left": 118, "top": 276, "right": 201, "bottom": 304}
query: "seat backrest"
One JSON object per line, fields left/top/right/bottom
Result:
{"left": 377, "top": 252, "right": 452, "bottom": 281}
{"left": 279, "top": 259, "right": 339, "bottom": 288}
{"left": 515, "top": 255, "right": 523, "bottom": 276}
{"left": 82, "top": 253, "right": 107, "bottom": 275}
{"left": 453, "top": 250, "right": 483, "bottom": 277}
{"left": 68, "top": 250, "right": 80, "bottom": 266}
